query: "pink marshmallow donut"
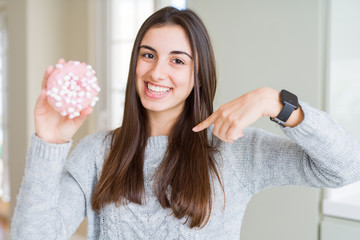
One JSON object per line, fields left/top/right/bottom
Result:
{"left": 46, "top": 60, "right": 100, "bottom": 119}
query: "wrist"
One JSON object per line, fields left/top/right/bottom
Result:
{"left": 267, "top": 88, "right": 304, "bottom": 127}
{"left": 36, "top": 132, "right": 70, "bottom": 144}
{"left": 260, "top": 87, "right": 283, "bottom": 118}
{"left": 285, "top": 105, "right": 304, "bottom": 127}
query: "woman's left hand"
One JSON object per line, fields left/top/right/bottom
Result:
{"left": 192, "top": 87, "right": 303, "bottom": 143}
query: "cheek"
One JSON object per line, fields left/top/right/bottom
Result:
{"left": 135, "top": 78, "right": 140, "bottom": 94}
{"left": 176, "top": 68, "right": 194, "bottom": 88}
{"left": 135, "top": 63, "right": 141, "bottom": 81}
{"left": 135, "top": 63, "right": 144, "bottom": 90}
{"left": 185, "top": 72, "right": 195, "bottom": 93}
{"left": 175, "top": 78, "right": 194, "bottom": 99}
{"left": 136, "top": 59, "right": 150, "bottom": 73}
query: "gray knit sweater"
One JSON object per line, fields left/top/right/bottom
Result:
{"left": 11, "top": 102, "right": 360, "bottom": 239}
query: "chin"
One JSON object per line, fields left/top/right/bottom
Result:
{"left": 140, "top": 99, "right": 167, "bottom": 112}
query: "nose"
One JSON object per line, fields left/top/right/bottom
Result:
{"left": 150, "top": 59, "right": 168, "bottom": 81}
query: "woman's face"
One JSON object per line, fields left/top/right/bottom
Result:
{"left": 135, "top": 25, "right": 194, "bottom": 118}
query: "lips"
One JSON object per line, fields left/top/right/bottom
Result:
{"left": 144, "top": 81, "right": 172, "bottom": 99}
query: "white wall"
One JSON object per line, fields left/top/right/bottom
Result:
{"left": 7, "top": 0, "right": 28, "bottom": 219}
{"left": 187, "top": 0, "right": 327, "bottom": 239}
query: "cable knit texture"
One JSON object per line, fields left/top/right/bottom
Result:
{"left": 11, "top": 102, "right": 360, "bottom": 239}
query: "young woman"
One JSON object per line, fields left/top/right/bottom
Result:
{"left": 12, "top": 6, "right": 360, "bottom": 240}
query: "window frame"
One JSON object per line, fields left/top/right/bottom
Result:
{"left": 322, "top": 0, "right": 360, "bottom": 222}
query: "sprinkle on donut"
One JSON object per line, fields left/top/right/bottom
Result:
{"left": 46, "top": 60, "right": 100, "bottom": 119}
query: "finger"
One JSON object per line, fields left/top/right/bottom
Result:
{"left": 81, "top": 106, "right": 94, "bottom": 116}
{"left": 35, "top": 89, "right": 48, "bottom": 108}
{"left": 211, "top": 122, "right": 234, "bottom": 143}
{"left": 226, "top": 126, "right": 244, "bottom": 141}
{"left": 34, "top": 89, "right": 52, "bottom": 117}
{"left": 214, "top": 133, "right": 234, "bottom": 143}
{"left": 41, "top": 65, "right": 54, "bottom": 90}
{"left": 57, "top": 58, "right": 66, "bottom": 64}
{"left": 73, "top": 107, "right": 93, "bottom": 125}
{"left": 217, "top": 117, "right": 232, "bottom": 141}
{"left": 192, "top": 112, "right": 218, "bottom": 132}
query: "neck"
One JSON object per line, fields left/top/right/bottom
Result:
{"left": 147, "top": 110, "right": 179, "bottom": 136}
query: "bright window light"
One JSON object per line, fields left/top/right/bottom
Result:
{"left": 323, "top": 0, "right": 360, "bottom": 222}
{"left": 170, "top": 0, "right": 186, "bottom": 10}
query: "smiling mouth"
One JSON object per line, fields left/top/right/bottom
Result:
{"left": 146, "top": 82, "right": 172, "bottom": 94}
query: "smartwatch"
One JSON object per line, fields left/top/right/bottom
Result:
{"left": 270, "top": 89, "right": 299, "bottom": 126}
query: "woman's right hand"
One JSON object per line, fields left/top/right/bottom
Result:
{"left": 34, "top": 59, "right": 94, "bottom": 144}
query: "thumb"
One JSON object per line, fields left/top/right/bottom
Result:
{"left": 36, "top": 89, "right": 48, "bottom": 109}
{"left": 42, "top": 65, "right": 54, "bottom": 90}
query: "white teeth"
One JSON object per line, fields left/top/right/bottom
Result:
{"left": 147, "top": 82, "right": 171, "bottom": 94}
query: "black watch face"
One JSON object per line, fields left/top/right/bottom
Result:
{"left": 281, "top": 90, "right": 298, "bottom": 109}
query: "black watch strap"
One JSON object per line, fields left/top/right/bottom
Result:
{"left": 270, "top": 103, "right": 296, "bottom": 125}
{"left": 270, "top": 89, "right": 298, "bottom": 126}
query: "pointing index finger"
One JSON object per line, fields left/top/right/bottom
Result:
{"left": 192, "top": 112, "right": 217, "bottom": 132}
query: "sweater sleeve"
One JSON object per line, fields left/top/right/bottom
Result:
{"left": 229, "top": 101, "right": 360, "bottom": 194}
{"left": 11, "top": 133, "right": 94, "bottom": 239}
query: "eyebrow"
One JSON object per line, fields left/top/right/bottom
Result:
{"left": 139, "top": 45, "right": 193, "bottom": 59}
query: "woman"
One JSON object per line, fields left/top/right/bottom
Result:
{"left": 11, "top": 6, "right": 360, "bottom": 240}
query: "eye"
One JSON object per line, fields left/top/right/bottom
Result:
{"left": 143, "top": 53, "right": 155, "bottom": 59}
{"left": 172, "top": 58, "right": 184, "bottom": 65}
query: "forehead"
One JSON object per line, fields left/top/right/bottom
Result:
{"left": 140, "top": 25, "right": 192, "bottom": 55}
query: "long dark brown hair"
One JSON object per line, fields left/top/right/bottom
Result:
{"left": 92, "top": 6, "right": 222, "bottom": 228}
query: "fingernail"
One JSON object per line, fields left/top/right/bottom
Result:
{"left": 192, "top": 126, "right": 198, "bottom": 132}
